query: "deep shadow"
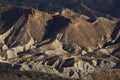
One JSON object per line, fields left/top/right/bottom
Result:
{"left": 111, "top": 21, "right": 120, "bottom": 44}
{"left": 37, "top": 15, "right": 71, "bottom": 48}
{"left": 111, "top": 21, "right": 120, "bottom": 40}
{"left": 87, "top": 17, "right": 97, "bottom": 23}
{"left": 17, "top": 50, "right": 30, "bottom": 58}
{"left": 61, "top": 58, "right": 75, "bottom": 68}
{"left": 0, "top": 7, "right": 23, "bottom": 34}
{"left": 102, "top": 21, "right": 120, "bottom": 47}
{"left": 113, "top": 36, "right": 120, "bottom": 44}
{"left": 2, "top": 7, "right": 34, "bottom": 47}
{"left": 0, "top": 62, "right": 12, "bottom": 69}
{"left": 103, "top": 41, "right": 112, "bottom": 48}
{"left": 113, "top": 62, "right": 120, "bottom": 68}
{"left": 112, "top": 47, "right": 120, "bottom": 59}
{"left": 42, "top": 15, "right": 71, "bottom": 41}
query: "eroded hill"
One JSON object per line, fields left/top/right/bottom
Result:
{"left": 0, "top": 6, "right": 120, "bottom": 80}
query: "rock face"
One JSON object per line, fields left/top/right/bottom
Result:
{"left": 0, "top": 5, "right": 120, "bottom": 80}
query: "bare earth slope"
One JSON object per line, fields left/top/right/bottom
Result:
{"left": 0, "top": 5, "right": 120, "bottom": 80}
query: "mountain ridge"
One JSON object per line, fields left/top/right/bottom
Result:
{"left": 0, "top": 3, "right": 120, "bottom": 80}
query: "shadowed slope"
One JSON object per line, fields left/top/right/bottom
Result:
{"left": 0, "top": 6, "right": 120, "bottom": 80}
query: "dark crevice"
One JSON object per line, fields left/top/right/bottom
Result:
{"left": 111, "top": 21, "right": 120, "bottom": 40}
{"left": 87, "top": 17, "right": 97, "bottom": 23}
{"left": 61, "top": 58, "right": 75, "bottom": 68}
{"left": 112, "top": 47, "right": 120, "bottom": 55}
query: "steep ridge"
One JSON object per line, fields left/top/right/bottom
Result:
{"left": 0, "top": 0, "right": 120, "bottom": 17}
{"left": 0, "top": 6, "right": 120, "bottom": 80}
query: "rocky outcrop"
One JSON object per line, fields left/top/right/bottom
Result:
{"left": 0, "top": 6, "right": 120, "bottom": 80}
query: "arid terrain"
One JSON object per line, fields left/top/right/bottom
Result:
{"left": 0, "top": 0, "right": 120, "bottom": 80}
